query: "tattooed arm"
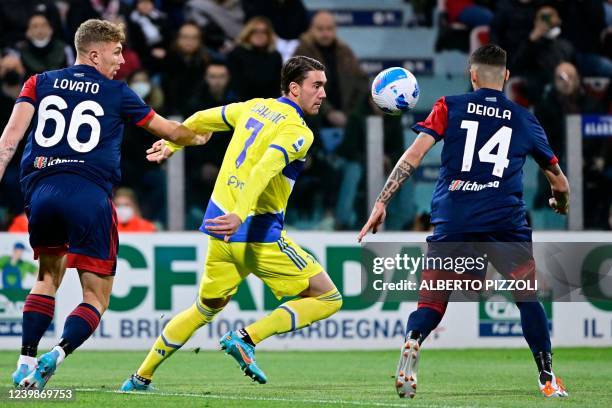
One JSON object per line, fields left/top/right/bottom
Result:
{"left": 0, "top": 103, "right": 35, "bottom": 181}
{"left": 377, "top": 158, "right": 416, "bottom": 206}
{"left": 358, "top": 133, "right": 436, "bottom": 242}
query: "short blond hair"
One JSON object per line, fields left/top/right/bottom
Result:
{"left": 74, "top": 19, "right": 125, "bottom": 55}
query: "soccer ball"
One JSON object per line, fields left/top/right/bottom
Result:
{"left": 371, "top": 67, "right": 420, "bottom": 115}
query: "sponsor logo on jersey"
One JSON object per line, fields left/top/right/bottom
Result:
{"left": 33, "top": 156, "right": 85, "bottom": 169}
{"left": 448, "top": 179, "right": 500, "bottom": 192}
{"left": 227, "top": 175, "right": 245, "bottom": 190}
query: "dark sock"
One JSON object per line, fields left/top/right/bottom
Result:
{"left": 534, "top": 351, "right": 553, "bottom": 383}
{"left": 238, "top": 328, "right": 255, "bottom": 347}
{"left": 406, "top": 307, "right": 443, "bottom": 343}
{"left": 21, "top": 294, "right": 55, "bottom": 357}
{"left": 60, "top": 303, "right": 101, "bottom": 354}
{"left": 516, "top": 301, "right": 551, "bottom": 354}
{"left": 406, "top": 330, "right": 423, "bottom": 344}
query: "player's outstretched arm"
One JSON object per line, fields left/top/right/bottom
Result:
{"left": 145, "top": 102, "right": 248, "bottom": 164}
{"left": 0, "top": 103, "right": 35, "bottom": 181}
{"left": 142, "top": 113, "right": 212, "bottom": 146}
{"left": 358, "top": 132, "right": 436, "bottom": 242}
{"left": 540, "top": 162, "right": 569, "bottom": 214}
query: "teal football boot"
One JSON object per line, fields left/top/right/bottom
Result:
{"left": 19, "top": 350, "right": 59, "bottom": 390}
{"left": 120, "top": 374, "right": 156, "bottom": 392}
{"left": 219, "top": 331, "right": 267, "bottom": 384}
{"left": 12, "top": 364, "right": 34, "bottom": 387}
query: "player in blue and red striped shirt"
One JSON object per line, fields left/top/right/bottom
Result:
{"left": 0, "top": 19, "right": 209, "bottom": 390}
{"left": 359, "top": 45, "right": 570, "bottom": 399}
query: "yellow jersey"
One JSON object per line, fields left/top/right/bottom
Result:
{"left": 182, "top": 97, "right": 314, "bottom": 242}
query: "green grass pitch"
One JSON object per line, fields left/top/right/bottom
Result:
{"left": 0, "top": 348, "right": 610, "bottom": 407}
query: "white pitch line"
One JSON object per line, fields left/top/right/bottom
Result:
{"left": 75, "top": 388, "right": 471, "bottom": 408}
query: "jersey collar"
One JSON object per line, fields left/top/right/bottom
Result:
{"left": 277, "top": 97, "right": 304, "bottom": 118}
{"left": 72, "top": 64, "right": 106, "bottom": 79}
{"left": 476, "top": 88, "right": 505, "bottom": 96}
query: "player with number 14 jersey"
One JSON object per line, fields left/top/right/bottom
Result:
{"left": 359, "top": 45, "right": 569, "bottom": 399}
{"left": 413, "top": 81, "right": 559, "bottom": 234}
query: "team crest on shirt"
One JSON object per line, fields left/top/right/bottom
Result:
{"left": 33, "top": 156, "right": 48, "bottom": 169}
{"left": 292, "top": 137, "right": 305, "bottom": 152}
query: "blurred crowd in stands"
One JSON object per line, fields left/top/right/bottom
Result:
{"left": 433, "top": 0, "right": 612, "bottom": 229}
{"left": 0, "top": 0, "right": 611, "bottom": 232}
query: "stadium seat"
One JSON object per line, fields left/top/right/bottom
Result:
{"left": 504, "top": 76, "right": 531, "bottom": 108}
{"left": 469, "top": 25, "right": 490, "bottom": 54}
{"left": 434, "top": 0, "right": 470, "bottom": 53}
{"left": 583, "top": 77, "right": 610, "bottom": 104}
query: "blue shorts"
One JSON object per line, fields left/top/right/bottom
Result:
{"left": 25, "top": 174, "right": 118, "bottom": 276}
{"left": 426, "top": 226, "right": 533, "bottom": 277}
{"left": 418, "top": 227, "right": 537, "bottom": 308}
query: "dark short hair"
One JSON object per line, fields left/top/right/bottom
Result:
{"left": 207, "top": 58, "right": 228, "bottom": 69}
{"left": 469, "top": 44, "right": 507, "bottom": 67}
{"left": 280, "top": 55, "right": 325, "bottom": 95}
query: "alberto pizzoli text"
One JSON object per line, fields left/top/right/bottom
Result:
{"left": 372, "top": 279, "right": 538, "bottom": 292}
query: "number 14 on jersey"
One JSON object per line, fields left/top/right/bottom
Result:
{"left": 460, "top": 120, "right": 512, "bottom": 178}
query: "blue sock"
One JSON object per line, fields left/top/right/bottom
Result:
{"left": 516, "top": 301, "right": 551, "bottom": 354}
{"left": 406, "top": 306, "right": 443, "bottom": 341}
{"left": 59, "top": 303, "right": 101, "bottom": 354}
{"left": 22, "top": 294, "right": 55, "bottom": 357}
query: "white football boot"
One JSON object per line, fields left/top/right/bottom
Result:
{"left": 539, "top": 371, "right": 568, "bottom": 398}
{"left": 395, "top": 338, "right": 420, "bottom": 398}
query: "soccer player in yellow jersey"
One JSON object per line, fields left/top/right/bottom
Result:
{"left": 121, "top": 56, "right": 342, "bottom": 390}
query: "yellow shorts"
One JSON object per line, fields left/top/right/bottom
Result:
{"left": 199, "top": 234, "right": 323, "bottom": 300}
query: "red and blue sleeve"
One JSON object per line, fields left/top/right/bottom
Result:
{"left": 411, "top": 96, "right": 448, "bottom": 142}
{"left": 120, "top": 83, "right": 155, "bottom": 126}
{"left": 16, "top": 75, "right": 38, "bottom": 105}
